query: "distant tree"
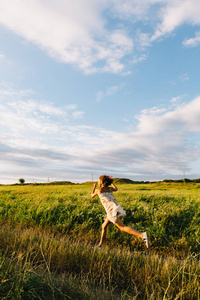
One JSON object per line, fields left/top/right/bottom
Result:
{"left": 19, "top": 178, "right": 25, "bottom": 184}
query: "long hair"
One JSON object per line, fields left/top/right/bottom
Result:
{"left": 99, "top": 175, "right": 113, "bottom": 187}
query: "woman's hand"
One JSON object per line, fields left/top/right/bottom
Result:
{"left": 111, "top": 183, "right": 118, "bottom": 191}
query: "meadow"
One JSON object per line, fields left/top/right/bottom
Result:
{"left": 0, "top": 181, "right": 199, "bottom": 299}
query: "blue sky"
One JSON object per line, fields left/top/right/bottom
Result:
{"left": 0, "top": 0, "right": 200, "bottom": 183}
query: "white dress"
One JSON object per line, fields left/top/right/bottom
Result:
{"left": 98, "top": 192, "right": 126, "bottom": 223}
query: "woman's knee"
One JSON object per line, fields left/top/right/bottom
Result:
{"left": 102, "top": 223, "right": 106, "bottom": 231}
{"left": 116, "top": 224, "right": 126, "bottom": 232}
{"left": 102, "top": 221, "right": 109, "bottom": 230}
{"left": 121, "top": 226, "right": 127, "bottom": 232}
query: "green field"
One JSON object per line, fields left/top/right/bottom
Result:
{"left": 0, "top": 182, "right": 199, "bottom": 299}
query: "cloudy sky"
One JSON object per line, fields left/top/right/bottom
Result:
{"left": 0, "top": 0, "right": 200, "bottom": 183}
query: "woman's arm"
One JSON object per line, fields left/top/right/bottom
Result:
{"left": 91, "top": 182, "right": 98, "bottom": 198}
{"left": 111, "top": 183, "right": 118, "bottom": 191}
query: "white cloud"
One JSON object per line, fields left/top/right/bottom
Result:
{"left": 110, "top": 0, "right": 163, "bottom": 20}
{"left": 96, "top": 84, "right": 124, "bottom": 101}
{"left": 170, "top": 96, "right": 182, "bottom": 103}
{"left": 95, "top": 96, "right": 200, "bottom": 174}
{"left": 72, "top": 111, "right": 84, "bottom": 119}
{"left": 111, "top": 0, "right": 200, "bottom": 46}
{"left": 1, "top": 0, "right": 200, "bottom": 74}
{"left": 152, "top": 0, "right": 200, "bottom": 41}
{"left": 183, "top": 31, "right": 200, "bottom": 47}
{"left": 136, "top": 96, "right": 200, "bottom": 134}
{"left": 0, "top": 0, "right": 133, "bottom": 74}
{"left": 0, "top": 86, "right": 84, "bottom": 137}
{"left": 0, "top": 87, "right": 34, "bottom": 98}
{"left": 132, "top": 53, "right": 147, "bottom": 64}
{"left": 169, "top": 95, "right": 186, "bottom": 107}
{"left": 180, "top": 73, "right": 189, "bottom": 81}
{"left": 1, "top": 89, "right": 200, "bottom": 182}
{"left": 140, "top": 106, "right": 167, "bottom": 115}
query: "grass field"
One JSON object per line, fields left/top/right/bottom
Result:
{"left": 0, "top": 182, "right": 200, "bottom": 299}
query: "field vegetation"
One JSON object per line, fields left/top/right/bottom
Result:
{"left": 0, "top": 181, "right": 199, "bottom": 299}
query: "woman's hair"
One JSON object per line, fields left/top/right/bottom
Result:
{"left": 99, "top": 175, "right": 113, "bottom": 187}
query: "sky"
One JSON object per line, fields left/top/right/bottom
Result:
{"left": 0, "top": 0, "right": 200, "bottom": 184}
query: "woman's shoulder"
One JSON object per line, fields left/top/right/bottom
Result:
{"left": 99, "top": 187, "right": 112, "bottom": 194}
{"left": 96, "top": 188, "right": 103, "bottom": 195}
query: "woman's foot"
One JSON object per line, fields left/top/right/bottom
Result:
{"left": 92, "top": 245, "right": 102, "bottom": 250}
{"left": 142, "top": 232, "right": 149, "bottom": 248}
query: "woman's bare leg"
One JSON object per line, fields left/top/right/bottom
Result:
{"left": 99, "top": 218, "right": 111, "bottom": 246}
{"left": 114, "top": 217, "right": 143, "bottom": 238}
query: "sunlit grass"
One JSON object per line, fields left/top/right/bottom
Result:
{"left": 0, "top": 182, "right": 200, "bottom": 299}
{"left": 0, "top": 223, "right": 199, "bottom": 299}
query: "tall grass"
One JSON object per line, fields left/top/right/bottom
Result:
{"left": 0, "top": 183, "right": 199, "bottom": 254}
{"left": 0, "top": 223, "right": 199, "bottom": 299}
{"left": 0, "top": 182, "right": 200, "bottom": 299}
